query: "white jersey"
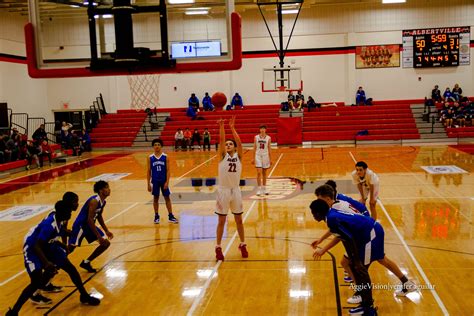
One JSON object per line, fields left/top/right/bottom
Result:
{"left": 255, "top": 135, "right": 270, "bottom": 156}
{"left": 352, "top": 168, "right": 380, "bottom": 200}
{"left": 218, "top": 152, "right": 242, "bottom": 188}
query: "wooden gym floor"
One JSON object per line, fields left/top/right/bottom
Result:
{"left": 0, "top": 145, "right": 473, "bottom": 315}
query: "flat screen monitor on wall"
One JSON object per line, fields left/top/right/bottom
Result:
{"left": 171, "top": 41, "right": 221, "bottom": 59}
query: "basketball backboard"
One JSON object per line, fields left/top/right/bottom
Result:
{"left": 26, "top": 0, "right": 241, "bottom": 78}
{"left": 262, "top": 66, "right": 303, "bottom": 92}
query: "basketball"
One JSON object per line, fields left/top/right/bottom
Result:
{"left": 211, "top": 92, "right": 227, "bottom": 109}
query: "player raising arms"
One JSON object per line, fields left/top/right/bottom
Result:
{"left": 252, "top": 125, "right": 272, "bottom": 196}
{"left": 68, "top": 180, "right": 113, "bottom": 273}
{"left": 215, "top": 116, "right": 248, "bottom": 261}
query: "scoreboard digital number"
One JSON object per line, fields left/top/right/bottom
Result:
{"left": 414, "top": 33, "right": 459, "bottom": 68}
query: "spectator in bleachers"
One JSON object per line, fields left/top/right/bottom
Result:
{"left": 39, "top": 139, "right": 53, "bottom": 167}
{"left": 356, "top": 86, "right": 366, "bottom": 105}
{"left": 81, "top": 129, "right": 92, "bottom": 152}
{"left": 191, "top": 128, "right": 202, "bottom": 150}
{"left": 61, "top": 129, "right": 72, "bottom": 149}
{"left": 443, "top": 87, "right": 455, "bottom": 102}
{"left": 24, "top": 140, "right": 40, "bottom": 170}
{"left": 174, "top": 128, "right": 184, "bottom": 151}
{"left": 71, "top": 132, "right": 82, "bottom": 156}
{"left": 203, "top": 128, "right": 211, "bottom": 151}
{"left": 455, "top": 108, "right": 466, "bottom": 128}
{"left": 231, "top": 93, "right": 244, "bottom": 109}
{"left": 452, "top": 84, "right": 463, "bottom": 101}
{"left": 32, "top": 124, "right": 47, "bottom": 144}
{"left": 0, "top": 134, "right": 7, "bottom": 164}
{"left": 287, "top": 92, "right": 295, "bottom": 110}
{"left": 5, "top": 136, "right": 18, "bottom": 162}
{"left": 202, "top": 93, "right": 215, "bottom": 111}
{"left": 441, "top": 108, "right": 454, "bottom": 128}
{"left": 431, "top": 85, "right": 442, "bottom": 102}
{"left": 10, "top": 127, "right": 19, "bottom": 141}
{"left": 295, "top": 90, "right": 304, "bottom": 111}
{"left": 280, "top": 101, "right": 290, "bottom": 112}
{"left": 306, "top": 96, "right": 319, "bottom": 112}
{"left": 188, "top": 93, "right": 200, "bottom": 112}
{"left": 183, "top": 128, "right": 192, "bottom": 151}
{"left": 186, "top": 104, "right": 197, "bottom": 120}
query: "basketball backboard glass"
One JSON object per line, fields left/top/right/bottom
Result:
{"left": 26, "top": 0, "right": 241, "bottom": 78}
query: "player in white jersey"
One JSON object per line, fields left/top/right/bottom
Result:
{"left": 352, "top": 161, "right": 380, "bottom": 220}
{"left": 215, "top": 116, "right": 248, "bottom": 261}
{"left": 252, "top": 125, "right": 272, "bottom": 196}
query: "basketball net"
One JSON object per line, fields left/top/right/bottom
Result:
{"left": 127, "top": 74, "right": 161, "bottom": 111}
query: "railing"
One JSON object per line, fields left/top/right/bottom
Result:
{"left": 44, "top": 122, "right": 58, "bottom": 144}
{"left": 10, "top": 112, "right": 28, "bottom": 135}
{"left": 28, "top": 117, "right": 45, "bottom": 139}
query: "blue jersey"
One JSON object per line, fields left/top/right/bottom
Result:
{"left": 24, "top": 212, "right": 62, "bottom": 247}
{"left": 326, "top": 208, "right": 376, "bottom": 244}
{"left": 72, "top": 195, "right": 106, "bottom": 228}
{"left": 203, "top": 96, "right": 212, "bottom": 106}
{"left": 150, "top": 153, "right": 167, "bottom": 183}
{"left": 336, "top": 193, "right": 370, "bottom": 217}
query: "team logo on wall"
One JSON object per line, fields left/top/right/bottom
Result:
{"left": 355, "top": 44, "right": 400, "bottom": 69}
{"left": 86, "top": 173, "right": 131, "bottom": 182}
{"left": 421, "top": 165, "right": 468, "bottom": 174}
{"left": 0, "top": 205, "right": 54, "bottom": 222}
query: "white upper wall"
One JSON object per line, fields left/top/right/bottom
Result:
{"left": 0, "top": 0, "right": 473, "bottom": 115}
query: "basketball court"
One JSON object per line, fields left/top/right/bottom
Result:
{"left": 0, "top": 145, "right": 473, "bottom": 315}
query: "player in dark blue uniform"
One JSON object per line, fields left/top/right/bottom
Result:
{"left": 68, "top": 180, "right": 113, "bottom": 273}
{"left": 313, "top": 183, "right": 417, "bottom": 306}
{"left": 6, "top": 201, "right": 100, "bottom": 316}
{"left": 310, "top": 197, "right": 378, "bottom": 316}
{"left": 147, "top": 138, "right": 179, "bottom": 224}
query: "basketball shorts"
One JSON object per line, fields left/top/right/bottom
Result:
{"left": 255, "top": 153, "right": 270, "bottom": 169}
{"left": 358, "top": 222, "right": 385, "bottom": 266}
{"left": 69, "top": 224, "right": 105, "bottom": 246}
{"left": 24, "top": 243, "right": 67, "bottom": 274}
{"left": 151, "top": 180, "right": 171, "bottom": 197}
{"left": 362, "top": 183, "right": 379, "bottom": 201}
{"left": 215, "top": 187, "right": 243, "bottom": 215}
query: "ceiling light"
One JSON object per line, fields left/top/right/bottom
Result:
{"left": 281, "top": 9, "right": 299, "bottom": 14}
{"left": 382, "top": 0, "right": 406, "bottom": 3}
{"left": 168, "top": 0, "right": 194, "bottom": 4}
{"left": 94, "top": 14, "right": 113, "bottom": 19}
{"left": 185, "top": 10, "right": 208, "bottom": 15}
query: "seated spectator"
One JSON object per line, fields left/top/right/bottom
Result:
{"left": 295, "top": 90, "right": 304, "bottom": 111}
{"left": 191, "top": 128, "right": 201, "bottom": 150}
{"left": 5, "top": 136, "right": 18, "bottom": 162}
{"left": 38, "top": 139, "right": 53, "bottom": 167}
{"left": 61, "top": 121, "right": 73, "bottom": 135}
{"left": 356, "top": 86, "right": 366, "bottom": 105}
{"left": 431, "top": 85, "right": 442, "bottom": 102}
{"left": 280, "top": 101, "right": 290, "bottom": 112}
{"left": 186, "top": 105, "right": 197, "bottom": 120}
{"left": 188, "top": 93, "right": 200, "bottom": 112}
{"left": 61, "top": 129, "right": 72, "bottom": 149}
{"left": 81, "top": 129, "right": 92, "bottom": 152}
{"left": 306, "top": 96, "right": 319, "bottom": 111}
{"left": 71, "top": 132, "right": 82, "bottom": 156}
{"left": 455, "top": 108, "right": 466, "bottom": 128}
{"left": 231, "top": 93, "right": 244, "bottom": 109}
{"left": 202, "top": 93, "right": 215, "bottom": 111}
{"left": 0, "top": 134, "right": 7, "bottom": 164}
{"left": 32, "top": 124, "right": 47, "bottom": 144}
{"left": 203, "top": 128, "right": 211, "bottom": 151}
{"left": 441, "top": 108, "right": 454, "bottom": 128}
{"left": 174, "top": 128, "right": 184, "bottom": 151}
{"left": 443, "top": 87, "right": 455, "bottom": 102}
{"left": 287, "top": 92, "right": 296, "bottom": 110}
{"left": 452, "top": 84, "right": 463, "bottom": 101}
{"left": 183, "top": 127, "right": 192, "bottom": 151}
{"left": 25, "top": 141, "right": 40, "bottom": 170}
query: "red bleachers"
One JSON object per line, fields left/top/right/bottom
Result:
{"left": 0, "top": 144, "right": 62, "bottom": 172}
{"left": 303, "top": 104, "right": 420, "bottom": 142}
{"left": 90, "top": 110, "right": 147, "bottom": 148}
{"left": 446, "top": 127, "right": 474, "bottom": 138}
{"left": 159, "top": 105, "right": 281, "bottom": 145}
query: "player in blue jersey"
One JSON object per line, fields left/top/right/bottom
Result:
{"left": 310, "top": 197, "right": 377, "bottom": 316}
{"left": 6, "top": 201, "right": 100, "bottom": 316}
{"left": 68, "top": 181, "right": 113, "bottom": 273}
{"left": 147, "top": 138, "right": 179, "bottom": 224}
{"left": 314, "top": 183, "right": 417, "bottom": 304}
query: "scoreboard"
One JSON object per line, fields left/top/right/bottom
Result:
{"left": 414, "top": 33, "right": 459, "bottom": 67}
{"left": 402, "top": 27, "right": 470, "bottom": 68}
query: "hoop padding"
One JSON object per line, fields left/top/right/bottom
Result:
{"left": 127, "top": 74, "right": 161, "bottom": 111}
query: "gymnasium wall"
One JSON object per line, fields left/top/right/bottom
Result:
{"left": 0, "top": 0, "right": 473, "bottom": 118}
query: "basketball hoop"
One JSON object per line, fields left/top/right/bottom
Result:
{"left": 127, "top": 74, "right": 161, "bottom": 111}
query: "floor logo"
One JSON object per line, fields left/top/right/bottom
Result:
{"left": 421, "top": 165, "right": 468, "bottom": 174}
{"left": 0, "top": 205, "right": 53, "bottom": 221}
{"left": 86, "top": 173, "right": 131, "bottom": 182}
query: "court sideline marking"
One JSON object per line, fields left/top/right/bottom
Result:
{"left": 186, "top": 153, "right": 283, "bottom": 316}
{"left": 0, "top": 202, "right": 140, "bottom": 287}
{"left": 348, "top": 151, "right": 449, "bottom": 315}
